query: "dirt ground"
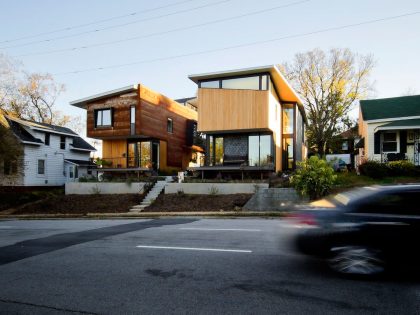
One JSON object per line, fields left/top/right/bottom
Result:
{"left": 143, "top": 194, "right": 252, "bottom": 212}
{"left": 10, "top": 194, "right": 142, "bottom": 215}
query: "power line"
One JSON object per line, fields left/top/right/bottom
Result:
{"left": 54, "top": 10, "right": 420, "bottom": 76}
{"left": 0, "top": 0, "right": 232, "bottom": 50}
{"left": 0, "top": 0, "right": 197, "bottom": 44}
{"left": 14, "top": 0, "right": 310, "bottom": 58}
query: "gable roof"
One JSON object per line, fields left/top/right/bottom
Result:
{"left": 6, "top": 116, "right": 78, "bottom": 136}
{"left": 360, "top": 95, "right": 420, "bottom": 121}
{"left": 7, "top": 118, "right": 43, "bottom": 145}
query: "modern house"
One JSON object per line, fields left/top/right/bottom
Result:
{"left": 0, "top": 115, "right": 96, "bottom": 187}
{"left": 70, "top": 84, "right": 199, "bottom": 175}
{"left": 358, "top": 94, "right": 420, "bottom": 166}
{"left": 188, "top": 65, "right": 307, "bottom": 178}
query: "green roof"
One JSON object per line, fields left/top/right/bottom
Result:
{"left": 360, "top": 95, "right": 420, "bottom": 121}
{"left": 380, "top": 118, "right": 420, "bottom": 128}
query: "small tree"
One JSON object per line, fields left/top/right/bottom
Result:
{"left": 290, "top": 156, "right": 337, "bottom": 200}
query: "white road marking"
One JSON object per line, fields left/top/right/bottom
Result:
{"left": 136, "top": 245, "right": 252, "bottom": 253}
{"left": 179, "top": 228, "right": 261, "bottom": 232}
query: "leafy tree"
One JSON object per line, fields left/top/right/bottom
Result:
{"left": 0, "top": 54, "right": 80, "bottom": 130}
{"left": 280, "top": 48, "right": 374, "bottom": 156}
{"left": 0, "top": 114, "right": 22, "bottom": 162}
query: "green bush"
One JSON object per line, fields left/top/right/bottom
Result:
{"left": 387, "top": 160, "right": 417, "bottom": 176}
{"left": 359, "top": 160, "right": 390, "bottom": 179}
{"left": 290, "top": 156, "right": 337, "bottom": 200}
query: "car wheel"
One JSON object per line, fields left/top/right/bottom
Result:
{"left": 328, "top": 246, "right": 385, "bottom": 276}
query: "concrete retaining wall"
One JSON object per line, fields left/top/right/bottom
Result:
{"left": 165, "top": 183, "right": 268, "bottom": 195}
{"left": 243, "top": 188, "right": 307, "bottom": 211}
{"left": 65, "top": 182, "right": 146, "bottom": 195}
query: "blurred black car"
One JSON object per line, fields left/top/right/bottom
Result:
{"left": 291, "top": 185, "right": 420, "bottom": 276}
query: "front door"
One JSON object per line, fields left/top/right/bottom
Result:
{"left": 152, "top": 141, "right": 159, "bottom": 171}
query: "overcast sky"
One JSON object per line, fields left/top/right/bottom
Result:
{"left": 1, "top": 0, "right": 419, "bottom": 128}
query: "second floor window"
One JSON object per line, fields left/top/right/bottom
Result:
{"left": 44, "top": 133, "right": 50, "bottom": 146}
{"left": 60, "top": 136, "right": 66, "bottom": 149}
{"left": 167, "top": 118, "right": 173, "bottom": 133}
{"left": 95, "top": 108, "right": 112, "bottom": 127}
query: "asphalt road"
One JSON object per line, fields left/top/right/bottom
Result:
{"left": 0, "top": 218, "right": 418, "bottom": 314}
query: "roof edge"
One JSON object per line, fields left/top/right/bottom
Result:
{"left": 70, "top": 84, "right": 138, "bottom": 109}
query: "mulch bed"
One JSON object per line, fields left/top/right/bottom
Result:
{"left": 11, "top": 194, "right": 142, "bottom": 215}
{"left": 143, "top": 194, "right": 252, "bottom": 212}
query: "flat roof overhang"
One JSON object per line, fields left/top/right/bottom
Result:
{"left": 375, "top": 118, "right": 420, "bottom": 131}
{"left": 188, "top": 65, "right": 305, "bottom": 118}
{"left": 70, "top": 85, "right": 138, "bottom": 109}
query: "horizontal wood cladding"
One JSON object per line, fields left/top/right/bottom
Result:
{"left": 86, "top": 92, "right": 138, "bottom": 139}
{"left": 102, "top": 139, "right": 127, "bottom": 168}
{"left": 197, "top": 88, "right": 270, "bottom": 132}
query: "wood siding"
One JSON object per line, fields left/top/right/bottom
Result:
{"left": 85, "top": 84, "right": 198, "bottom": 171}
{"left": 86, "top": 92, "right": 138, "bottom": 139}
{"left": 139, "top": 84, "right": 197, "bottom": 168}
{"left": 197, "top": 88, "right": 270, "bottom": 132}
{"left": 102, "top": 139, "right": 127, "bottom": 168}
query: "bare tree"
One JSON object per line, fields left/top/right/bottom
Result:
{"left": 280, "top": 48, "right": 375, "bottom": 156}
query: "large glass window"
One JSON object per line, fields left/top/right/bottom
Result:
{"left": 140, "top": 142, "right": 151, "bottom": 168}
{"left": 222, "top": 76, "right": 260, "bottom": 90}
{"left": 248, "top": 134, "right": 273, "bottom": 167}
{"left": 214, "top": 137, "right": 224, "bottom": 165}
{"left": 260, "top": 135, "right": 273, "bottom": 166}
{"left": 282, "top": 107, "right": 294, "bottom": 134}
{"left": 201, "top": 80, "right": 219, "bottom": 88}
{"left": 248, "top": 135, "right": 260, "bottom": 166}
{"left": 95, "top": 109, "right": 112, "bottom": 127}
{"left": 208, "top": 135, "right": 214, "bottom": 166}
{"left": 283, "top": 138, "right": 294, "bottom": 169}
{"left": 130, "top": 106, "right": 136, "bottom": 135}
{"left": 127, "top": 143, "right": 137, "bottom": 167}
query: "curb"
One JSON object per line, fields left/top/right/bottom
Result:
{"left": 0, "top": 211, "right": 287, "bottom": 220}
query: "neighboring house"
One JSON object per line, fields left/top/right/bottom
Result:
{"left": 326, "top": 126, "right": 359, "bottom": 168}
{"left": 0, "top": 115, "right": 96, "bottom": 187}
{"left": 358, "top": 94, "right": 420, "bottom": 166}
{"left": 187, "top": 65, "right": 307, "bottom": 178}
{"left": 70, "top": 84, "right": 199, "bottom": 175}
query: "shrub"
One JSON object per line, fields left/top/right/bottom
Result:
{"left": 387, "top": 160, "right": 416, "bottom": 176}
{"left": 359, "top": 160, "right": 389, "bottom": 179}
{"left": 290, "top": 156, "right": 337, "bottom": 200}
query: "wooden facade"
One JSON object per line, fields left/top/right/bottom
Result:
{"left": 81, "top": 84, "right": 198, "bottom": 173}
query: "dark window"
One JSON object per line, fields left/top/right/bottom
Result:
{"left": 44, "top": 133, "right": 50, "bottom": 146}
{"left": 167, "top": 118, "right": 173, "bottom": 133}
{"left": 357, "top": 190, "right": 420, "bottom": 215}
{"left": 95, "top": 109, "right": 112, "bottom": 127}
{"left": 382, "top": 132, "right": 397, "bottom": 152}
{"left": 69, "top": 166, "right": 74, "bottom": 178}
{"left": 74, "top": 165, "right": 78, "bottom": 179}
{"left": 60, "top": 136, "right": 66, "bottom": 149}
{"left": 38, "top": 160, "right": 45, "bottom": 175}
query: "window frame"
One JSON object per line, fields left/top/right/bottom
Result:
{"left": 167, "top": 118, "right": 173, "bottom": 133}
{"left": 44, "top": 133, "right": 50, "bottom": 146}
{"left": 94, "top": 108, "right": 113, "bottom": 128}
{"left": 60, "top": 136, "right": 66, "bottom": 150}
{"left": 198, "top": 73, "right": 270, "bottom": 91}
{"left": 37, "top": 159, "right": 45, "bottom": 175}
{"left": 382, "top": 132, "right": 398, "bottom": 153}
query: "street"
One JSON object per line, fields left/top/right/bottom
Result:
{"left": 0, "top": 218, "right": 418, "bottom": 314}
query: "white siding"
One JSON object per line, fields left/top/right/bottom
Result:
{"left": 22, "top": 130, "right": 91, "bottom": 186}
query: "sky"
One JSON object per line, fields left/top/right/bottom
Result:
{"left": 1, "top": 0, "right": 419, "bottom": 134}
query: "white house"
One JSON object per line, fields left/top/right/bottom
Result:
{"left": 0, "top": 115, "right": 96, "bottom": 186}
{"left": 358, "top": 95, "right": 420, "bottom": 166}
